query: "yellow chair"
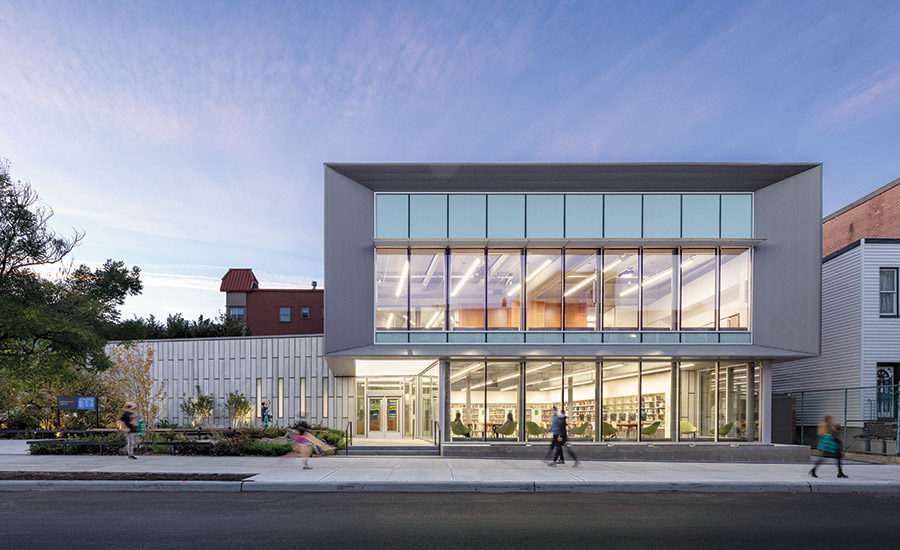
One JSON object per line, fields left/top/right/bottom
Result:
{"left": 680, "top": 420, "right": 698, "bottom": 437}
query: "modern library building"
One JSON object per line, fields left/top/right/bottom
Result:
{"left": 323, "top": 163, "right": 822, "bottom": 456}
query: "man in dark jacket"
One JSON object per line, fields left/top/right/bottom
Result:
{"left": 550, "top": 409, "right": 579, "bottom": 467}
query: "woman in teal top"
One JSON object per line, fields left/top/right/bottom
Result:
{"left": 810, "top": 416, "right": 848, "bottom": 478}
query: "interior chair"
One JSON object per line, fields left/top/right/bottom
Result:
{"left": 640, "top": 421, "right": 661, "bottom": 437}
{"left": 525, "top": 421, "right": 548, "bottom": 437}
{"left": 494, "top": 421, "right": 517, "bottom": 438}
{"left": 718, "top": 421, "right": 735, "bottom": 437}
{"left": 601, "top": 421, "right": 618, "bottom": 440}
{"left": 679, "top": 421, "right": 698, "bottom": 437}
{"left": 450, "top": 421, "right": 471, "bottom": 438}
{"left": 568, "top": 422, "right": 591, "bottom": 437}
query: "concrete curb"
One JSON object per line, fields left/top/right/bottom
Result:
{"left": 2, "top": 480, "right": 900, "bottom": 494}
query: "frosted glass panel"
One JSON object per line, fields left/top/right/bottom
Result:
{"left": 376, "top": 194, "right": 408, "bottom": 238}
{"left": 682, "top": 195, "right": 719, "bottom": 238}
{"left": 565, "top": 194, "right": 604, "bottom": 238}
{"left": 410, "top": 194, "right": 447, "bottom": 238}
{"left": 604, "top": 195, "right": 642, "bottom": 238}
{"left": 642, "top": 195, "right": 681, "bottom": 238}
{"left": 449, "top": 195, "right": 486, "bottom": 238}
{"left": 526, "top": 195, "right": 564, "bottom": 238}
{"left": 720, "top": 194, "right": 752, "bottom": 238}
{"left": 487, "top": 194, "right": 525, "bottom": 238}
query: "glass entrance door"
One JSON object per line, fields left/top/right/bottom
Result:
{"left": 368, "top": 396, "right": 402, "bottom": 437}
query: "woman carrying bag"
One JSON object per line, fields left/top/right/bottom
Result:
{"left": 810, "top": 415, "right": 848, "bottom": 478}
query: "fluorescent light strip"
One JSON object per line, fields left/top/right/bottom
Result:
{"left": 386, "top": 313, "right": 394, "bottom": 327}
{"left": 563, "top": 273, "right": 597, "bottom": 297}
{"left": 394, "top": 261, "right": 409, "bottom": 297}
{"left": 619, "top": 258, "right": 696, "bottom": 297}
{"left": 450, "top": 258, "right": 481, "bottom": 297}
{"left": 601, "top": 259, "right": 622, "bottom": 273}
{"left": 506, "top": 259, "right": 553, "bottom": 297}
{"left": 601, "top": 363, "right": 625, "bottom": 370}
{"left": 450, "top": 363, "right": 483, "bottom": 381}
{"left": 424, "top": 310, "right": 441, "bottom": 329}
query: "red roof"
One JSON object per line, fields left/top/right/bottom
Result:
{"left": 220, "top": 269, "right": 259, "bottom": 292}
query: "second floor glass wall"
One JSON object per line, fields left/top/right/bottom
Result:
{"left": 376, "top": 247, "right": 752, "bottom": 337}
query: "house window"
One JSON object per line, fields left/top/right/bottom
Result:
{"left": 279, "top": 307, "right": 291, "bottom": 322}
{"left": 880, "top": 268, "right": 898, "bottom": 317}
{"left": 301, "top": 306, "right": 310, "bottom": 319}
{"left": 229, "top": 306, "right": 245, "bottom": 322}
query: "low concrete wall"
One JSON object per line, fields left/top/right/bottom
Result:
{"left": 441, "top": 442, "right": 811, "bottom": 463}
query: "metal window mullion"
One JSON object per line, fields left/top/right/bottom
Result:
{"left": 715, "top": 247, "right": 721, "bottom": 332}
{"left": 482, "top": 360, "right": 488, "bottom": 442}
{"left": 595, "top": 361, "right": 602, "bottom": 442}
{"left": 406, "top": 248, "right": 411, "bottom": 331}
{"left": 637, "top": 361, "right": 643, "bottom": 442}
{"left": 483, "top": 249, "right": 488, "bottom": 331}
{"left": 714, "top": 360, "right": 720, "bottom": 443}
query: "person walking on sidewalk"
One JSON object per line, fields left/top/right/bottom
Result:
{"left": 810, "top": 415, "right": 848, "bottom": 478}
{"left": 550, "top": 409, "right": 579, "bottom": 467}
{"left": 544, "top": 406, "right": 561, "bottom": 464}
{"left": 261, "top": 401, "right": 271, "bottom": 428}
{"left": 117, "top": 402, "right": 141, "bottom": 460}
{"left": 287, "top": 419, "right": 314, "bottom": 470}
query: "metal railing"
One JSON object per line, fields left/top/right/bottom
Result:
{"left": 433, "top": 420, "right": 441, "bottom": 455}
{"left": 778, "top": 383, "right": 899, "bottom": 455}
{"left": 345, "top": 421, "right": 352, "bottom": 456}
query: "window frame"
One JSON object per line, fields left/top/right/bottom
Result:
{"left": 278, "top": 306, "right": 291, "bottom": 323}
{"left": 300, "top": 306, "right": 311, "bottom": 320}
{"left": 880, "top": 267, "right": 899, "bottom": 318}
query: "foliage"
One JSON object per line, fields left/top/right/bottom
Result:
{"left": 104, "top": 311, "right": 249, "bottom": 341}
{"left": 247, "top": 441, "right": 294, "bottom": 456}
{"left": 155, "top": 419, "right": 179, "bottom": 429}
{"left": 0, "top": 160, "right": 143, "bottom": 405}
{"left": 103, "top": 342, "right": 167, "bottom": 428}
{"left": 179, "top": 385, "right": 214, "bottom": 427}
{"left": 224, "top": 392, "right": 251, "bottom": 428}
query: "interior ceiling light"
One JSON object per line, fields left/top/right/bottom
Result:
{"left": 601, "top": 259, "right": 622, "bottom": 273}
{"left": 424, "top": 310, "right": 442, "bottom": 329}
{"left": 450, "top": 258, "right": 481, "bottom": 297}
{"left": 450, "top": 362, "right": 483, "bottom": 381}
{"left": 564, "top": 273, "right": 597, "bottom": 297}
{"left": 506, "top": 258, "right": 552, "bottom": 296}
{"left": 394, "top": 260, "right": 409, "bottom": 296}
{"left": 620, "top": 258, "right": 696, "bottom": 297}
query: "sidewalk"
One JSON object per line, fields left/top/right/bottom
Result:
{"left": 1, "top": 454, "right": 899, "bottom": 493}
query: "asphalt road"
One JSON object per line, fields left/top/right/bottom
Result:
{"left": 3, "top": 491, "right": 898, "bottom": 549}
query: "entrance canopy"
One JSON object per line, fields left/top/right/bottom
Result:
{"left": 355, "top": 359, "right": 437, "bottom": 377}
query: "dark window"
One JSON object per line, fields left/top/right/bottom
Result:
{"left": 301, "top": 306, "right": 310, "bottom": 319}
{"left": 279, "top": 307, "right": 291, "bottom": 322}
{"left": 229, "top": 306, "right": 245, "bottom": 323}
{"left": 880, "top": 268, "right": 898, "bottom": 317}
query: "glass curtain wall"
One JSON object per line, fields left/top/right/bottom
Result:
{"left": 641, "top": 249, "right": 678, "bottom": 330}
{"left": 449, "top": 362, "right": 486, "bottom": 440}
{"left": 420, "top": 364, "right": 439, "bottom": 440}
{"left": 717, "top": 362, "right": 758, "bottom": 441}
{"left": 524, "top": 361, "right": 562, "bottom": 440}
{"left": 355, "top": 379, "right": 366, "bottom": 436}
{"left": 720, "top": 249, "right": 751, "bottom": 330}
{"left": 525, "top": 250, "right": 563, "bottom": 330}
{"left": 409, "top": 249, "right": 446, "bottom": 330}
{"left": 601, "top": 361, "right": 639, "bottom": 441}
{"left": 679, "top": 361, "right": 716, "bottom": 441}
{"left": 563, "top": 362, "right": 596, "bottom": 440}
{"left": 375, "top": 249, "right": 408, "bottom": 330}
{"left": 681, "top": 249, "right": 717, "bottom": 329}
{"left": 603, "top": 250, "right": 640, "bottom": 329}
{"left": 640, "top": 361, "right": 674, "bottom": 440}
{"left": 403, "top": 378, "right": 415, "bottom": 437}
{"left": 449, "top": 250, "right": 485, "bottom": 330}
{"left": 487, "top": 250, "right": 522, "bottom": 330}
{"left": 564, "top": 251, "right": 598, "bottom": 330}
{"left": 486, "top": 362, "right": 520, "bottom": 439}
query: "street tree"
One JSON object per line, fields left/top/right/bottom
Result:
{"left": 104, "top": 342, "right": 167, "bottom": 428}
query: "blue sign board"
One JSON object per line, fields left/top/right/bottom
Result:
{"left": 77, "top": 397, "right": 96, "bottom": 410}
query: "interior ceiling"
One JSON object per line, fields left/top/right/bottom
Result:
{"left": 327, "top": 163, "right": 820, "bottom": 193}
{"left": 356, "top": 359, "right": 437, "bottom": 377}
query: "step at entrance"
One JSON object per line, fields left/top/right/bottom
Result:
{"left": 346, "top": 445, "right": 440, "bottom": 456}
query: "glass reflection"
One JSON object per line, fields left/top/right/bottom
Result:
{"left": 641, "top": 249, "right": 678, "bottom": 330}
{"left": 602, "top": 249, "right": 639, "bottom": 329}
{"left": 450, "top": 362, "right": 486, "bottom": 440}
{"left": 640, "top": 361, "right": 674, "bottom": 440}
{"left": 718, "top": 362, "right": 758, "bottom": 441}
{"left": 720, "top": 249, "right": 751, "bottom": 330}
{"left": 524, "top": 361, "right": 562, "bottom": 440}
{"left": 564, "top": 362, "right": 596, "bottom": 440}
{"left": 449, "top": 250, "right": 485, "bottom": 330}
{"left": 487, "top": 250, "right": 522, "bottom": 330}
{"left": 375, "top": 249, "right": 408, "bottom": 330}
{"left": 486, "top": 362, "right": 520, "bottom": 440}
{"left": 679, "top": 361, "right": 715, "bottom": 441}
{"left": 601, "top": 361, "right": 639, "bottom": 441}
{"left": 525, "top": 250, "right": 562, "bottom": 330}
{"left": 564, "top": 251, "right": 598, "bottom": 330}
{"left": 409, "top": 249, "right": 445, "bottom": 330}
{"left": 681, "top": 249, "right": 717, "bottom": 329}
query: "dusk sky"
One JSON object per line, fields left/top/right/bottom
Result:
{"left": 2, "top": 1, "right": 899, "bottom": 321}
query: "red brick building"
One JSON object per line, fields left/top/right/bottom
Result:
{"left": 220, "top": 268, "right": 323, "bottom": 336}
{"left": 824, "top": 176, "right": 900, "bottom": 257}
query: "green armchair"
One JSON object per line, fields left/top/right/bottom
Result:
{"left": 494, "top": 421, "right": 517, "bottom": 438}
{"left": 717, "top": 421, "right": 735, "bottom": 437}
{"left": 568, "top": 422, "right": 591, "bottom": 437}
{"left": 640, "top": 421, "right": 661, "bottom": 437}
{"left": 450, "top": 421, "right": 471, "bottom": 438}
{"left": 601, "top": 421, "right": 618, "bottom": 440}
{"left": 679, "top": 421, "right": 698, "bottom": 437}
{"left": 525, "top": 421, "right": 548, "bottom": 437}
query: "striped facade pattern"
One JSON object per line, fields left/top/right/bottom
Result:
{"left": 773, "top": 241, "right": 900, "bottom": 426}
{"left": 114, "top": 335, "right": 354, "bottom": 429}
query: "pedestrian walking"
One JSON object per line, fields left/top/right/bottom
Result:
{"left": 261, "top": 401, "right": 270, "bottom": 428}
{"left": 288, "top": 419, "right": 314, "bottom": 470}
{"left": 810, "top": 415, "right": 848, "bottom": 478}
{"left": 550, "top": 409, "right": 579, "bottom": 467}
{"left": 544, "top": 406, "right": 561, "bottom": 463}
{"left": 117, "top": 402, "right": 141, "bottom": 460}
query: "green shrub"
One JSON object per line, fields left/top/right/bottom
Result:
{"left": 155, "top": 420, "right": 179, "bottom": 429}
{"left": 247, "top": 441, "right": 293, "bottom": 456}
